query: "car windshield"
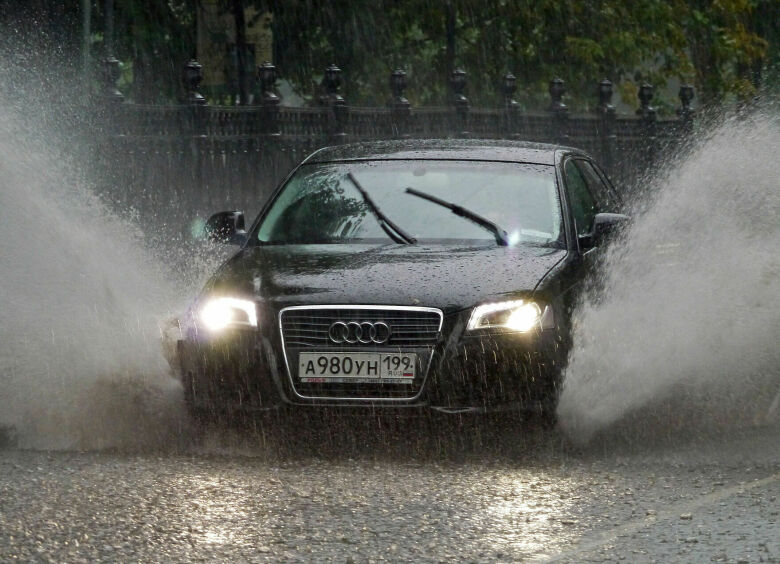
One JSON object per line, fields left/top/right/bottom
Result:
{"left": 255, "top": 160, "right": 562, "bottom": 246}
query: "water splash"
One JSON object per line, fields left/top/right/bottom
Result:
{"left": 0, "top": 81, "right": 191, "bottom": 450}
{"left": 558, "top": 109, "right": 780, "bottom": 444}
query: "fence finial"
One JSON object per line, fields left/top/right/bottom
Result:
{"left": 389, "top": 69, "right": 411, "bottom": 137}
{"left": 548, "top": 78, "right": 566, "bottom": 113}
{"left": 503, "top": 73, "right": 518, "bottom": 108}
{"left": 636, "top": 82, "right": 655, "bottom": 120}
{"left": 258, "top": 61, "right": 279, "bottom": 100}
{"left": 636, "top": 82, "right": 657, "bottom": 173}
{"left": 450, "top": 68, "right": 468, "bottom": 106}
{"left": 103, "top": 56, "right": 124, "bottom": 103}
{"left": 450, "top": 68, "right": 469, "bottom": 137}
{"left": 677, "top": 84, "right": 695, "bottom": 120}
{"left": 547, "top": 78, "right": 568, "bottom": 143}
{"left": 502, "top": 72, "right": 519, "bottom": 138}
{"left": 320, "top": 64, "right": 347, "bottom": 140}
{"left": 258, "top": 61, "right": 280, "bottom": 135}
{"left": 183, "top": 59, "right": 206, "bottom": 106}
{"left": 390, "top": 69, "right": 408, "bottom": 103}
{"left": 596, "top": 79, "right": 616, "bottom": 172}
{"left": 597, "top": 78, "right": 614, "bottom": 115}
{"left": 321, "top": 63, "right": 344, "bottom": 104}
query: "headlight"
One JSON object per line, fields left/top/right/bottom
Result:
{"left": 199, "top": 297, "right": 258, "bottom": 331}
{"left": 467, "top": 300, "right": 550, "bottom": 333}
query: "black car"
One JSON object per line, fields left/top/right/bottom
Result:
{"left": 165, "top": 139, "right": 628, "bottom": 423}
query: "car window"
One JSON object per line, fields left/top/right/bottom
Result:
{"left": 255, "top": 160, "right": 563, "bottom": 247}
{"left": 564, "top": 159, "right": 597, "bottom": 236}
{"left": 575, "top": 159, "right": 617, "bottom": 212}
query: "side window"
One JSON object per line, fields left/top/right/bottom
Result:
{"left": 564, "top": 159, "right": 597, "bottom": 236}
{"left": 576, "top": 160, "right": 617, "bottom": 212}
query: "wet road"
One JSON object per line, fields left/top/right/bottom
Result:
{"left": 0, "top": 417, "right": 778, "bottom": 563}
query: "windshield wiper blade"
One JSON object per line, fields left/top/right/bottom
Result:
{"left": 347, "top": 173, "right": 416, "bottom": 244}
{"left": 404, "top": 187, "right": 509, "bottom": 246}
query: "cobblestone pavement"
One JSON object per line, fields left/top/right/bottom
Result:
{"left": 0, "top": 416, "right": 777, "bottom": 563}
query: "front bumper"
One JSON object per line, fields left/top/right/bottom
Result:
{"left": 173, "top": 307, "right": 566, "bottom": 415}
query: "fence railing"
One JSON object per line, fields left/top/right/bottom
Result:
{"left": 92, "top": 59, "right": 696, "bottom": 241}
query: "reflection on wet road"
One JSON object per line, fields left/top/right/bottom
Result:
{"left": 0, "top": 418, "right": 778, "bottom": 562}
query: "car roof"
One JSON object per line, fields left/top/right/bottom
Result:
{"left": 305, "top": 139, "right": 582, "bottom": 165}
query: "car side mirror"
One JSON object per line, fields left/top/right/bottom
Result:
{"left": 581, "top": 212, "right": 630, "bottom": 248}
{"left": 204, "top": 211, "right": 248, "bottom": 245}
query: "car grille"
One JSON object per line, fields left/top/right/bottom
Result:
{"left": 279, "top": 306, "right": 443, "bottom": 400}
{"left": 280, "top": 307, "right": 442, "bottom": 348}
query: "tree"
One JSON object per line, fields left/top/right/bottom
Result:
{"left": 3, "top": 1, "right": 771, "bottom": 108}
{"left": 684, "top": 0, "right": 768, "bottom": 104}
{"left": 258, "top": 0, "right": 770, "bottom": 110}
{"left": 106, "top": 0, "right": 197, "bottom": 102}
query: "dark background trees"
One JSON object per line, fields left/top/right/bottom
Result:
{"left": 1, "top": 0, "right": 777, "bottom": 109}
{"left": 264, "top": 0, "right": 777, "bottom": 108}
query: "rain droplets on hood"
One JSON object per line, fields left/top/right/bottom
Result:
{"left": 557, "top": 107, "right": 780, "bottom": 444}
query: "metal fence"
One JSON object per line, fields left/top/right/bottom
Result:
{"left": 92, "top": 60, "right": 696, "bottom": 239}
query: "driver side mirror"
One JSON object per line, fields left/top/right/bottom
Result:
{"left": 204, "top": 211, "right": 248, "bottom": 245}
{"left": 580, "top": 212, "right": 630, "bottom": 249}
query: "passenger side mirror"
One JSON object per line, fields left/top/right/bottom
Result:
{"left": 204, "top": 211, "right": 248, "bottom": 245}
{"left": 581, "top": 212, "right": 630, "bottom": 248}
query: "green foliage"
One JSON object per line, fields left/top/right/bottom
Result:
{"left": 683, "top": 0, "right": 770, "bottom": 103}
{"left": 259, "top": 0, "right": 770, "bottom": 110}
{"left": 92, "top": 0, "right": 197, "bottom": 102}
{"left": 77, "top": 0, "right": 773, "bottom": 108}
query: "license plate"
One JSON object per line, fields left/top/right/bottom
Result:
{"left": 298, "top": 352, "right": 417, "bottom": 384}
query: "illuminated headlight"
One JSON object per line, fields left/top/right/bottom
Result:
{"left": 199, "top": 297, "right": 258, "bottom": 331}
{"left": 467, "top": 300, "right": 551, "bottom": 333}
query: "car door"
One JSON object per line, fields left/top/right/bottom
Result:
{"left": 562, "top": 156, "right": 614, "bottom": 295}
{"left": 564, "top": 156, "right": 627, "bottom": 303}
{"left": 563, "top": 158, "right": 599, "bottom": 250}
{"left": 575, "top": 158, "right": 623, "bottom": 214}
{"left": 550, "top": 157, "right": 598, "bottom": 335}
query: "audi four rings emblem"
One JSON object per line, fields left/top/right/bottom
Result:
{"left": 328, "top": 321, "right": 391, "bottom": 344}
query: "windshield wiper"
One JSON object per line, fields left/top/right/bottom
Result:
{"left": 404, "top": 187, "right": 509, "bottom": 246}
{"left": 346, "top": 172, "right": 416, "bottom": 245}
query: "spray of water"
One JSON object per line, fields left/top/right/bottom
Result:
{"left": 2, "top": 42, "right": 777, "bottom": 452}
{"left": 558, "top": 109, "right": 780, "bottom": 444}
{"left": 0, "top": 87, "right": 193, "bottom": 450}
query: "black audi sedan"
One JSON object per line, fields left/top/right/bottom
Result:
{"left": 166, "top": 139, "right": 628, "bottom": 422}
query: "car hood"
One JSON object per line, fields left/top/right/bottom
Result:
{"left": 210, "top": 243, "right": 567, "bottom": 313}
